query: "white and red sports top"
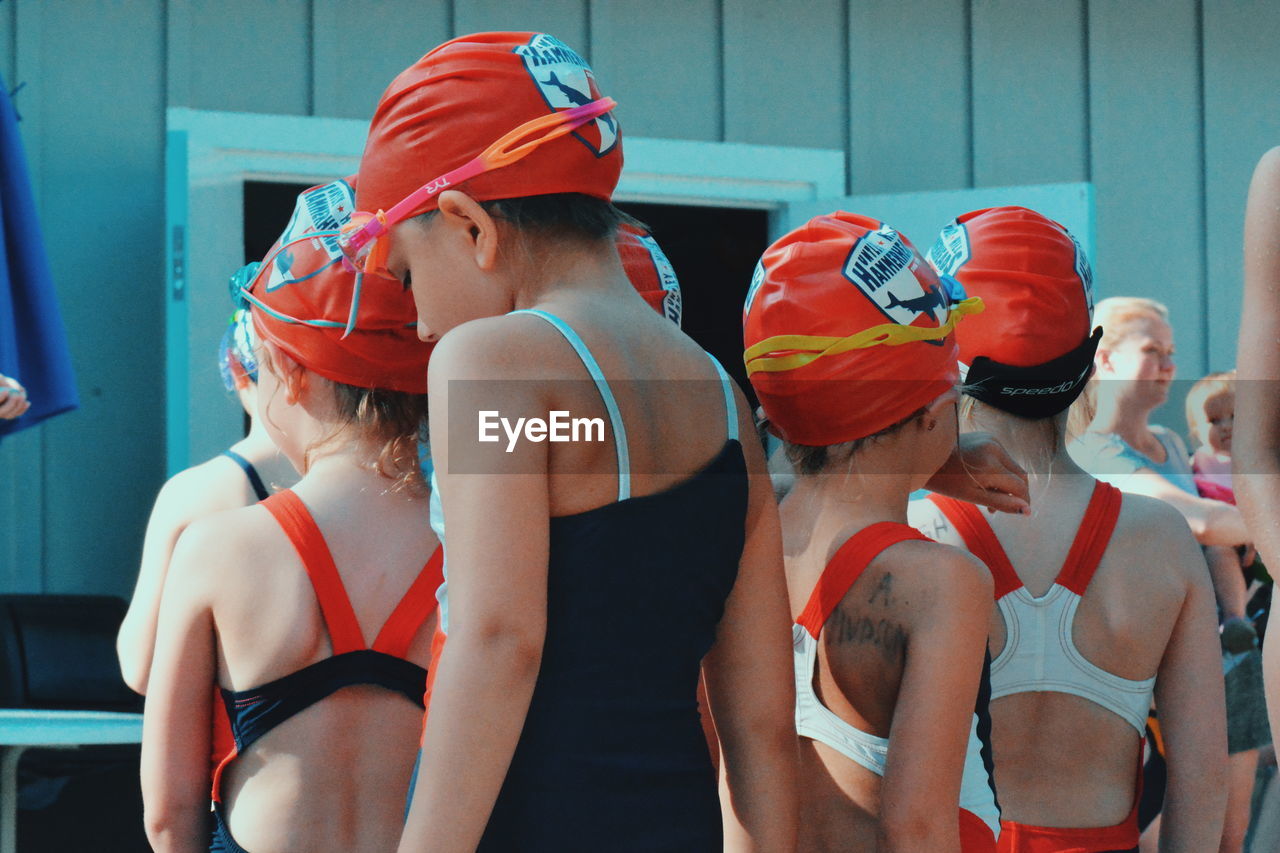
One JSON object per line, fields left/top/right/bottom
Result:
{"left": 793, "top": 522, "right": 1002, "bottom": 840}
{"left": 928, "top": 482, "right": 1154, "bottom": 735}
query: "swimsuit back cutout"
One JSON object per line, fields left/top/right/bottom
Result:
{"left": 211, "top": 488, "right": 442, "bottom": 803}
{"left": 794, "top": 522, "right": 1001, "bottom": 841}
{"left": 459, "top": 309, "right": 746, "bottom": 852}
{"left": 222, "top": 450, "right": 269, "bottom": 501}
{"left": 431, "top": 307, "right": 739, "bottom": 635}
{"left": 929, "top": 482, "right": 1155, "bottom": 734}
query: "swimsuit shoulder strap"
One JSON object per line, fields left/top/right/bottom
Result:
{"left": 371, "top": 546, "right": 445, "bottom": 657}
{"left": 509, "top": 308, "right": 631, "bottom": 501}
{"left": 259, "top": 490, "right": 366, "bottom": 654}
{"left": 796, "top": 522, "right": 928, "bottom": 636}
{"left": 927, "top": 494, "right": 1022, "bottom": 599}
{"left": 704, "top": 352, "right": 739, "bottom": 442}
{"left": 1055, "top": 480, "right": 1123, "bottom": 595}
{"left": 222, "top": 449, "right": 269, "bottom": 502}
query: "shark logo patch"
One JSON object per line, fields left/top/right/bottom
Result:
{"left": 1070, "top": 233, "right": 1094, "bottom": 316}
{"left": 844, "top": 227, "right": 946, "bottom": 326}
{"left": 266, "top": 180, "right": 354, "bottom": 291}
{"left": 744, "top": 260, "right": 766, "bottom": 318}
{"left": 926, "top": 220, "right": 970, "bottom": 279}
{"left": 515, "top": 34, "right": 618, "bottom": 157}
{"left": 635, "top": 233, "right": 683, "bottom": 326}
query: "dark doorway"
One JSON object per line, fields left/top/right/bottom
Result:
{"left": 616, "top": 202, "right": 769, "bottom": 404}
{"left": 244, "top": 180, "right": 315, "bottom": 264}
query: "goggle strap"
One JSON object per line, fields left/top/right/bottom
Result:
{"left": 341, "top": 270, "right": 365, "bottom": 339}
{"left": 344, "top": 96, "right": 617, "bottom": 252}
{"left": 745, "top": 297, "right": 984, "bottom": 376}
{"left": 240, "top": 285, "right": 417, "bottom": 331}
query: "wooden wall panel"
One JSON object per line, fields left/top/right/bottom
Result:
{"left": 453, "top": 0, "right": 588, "bottom": 54}
{"left": 723, "top": 0, "right": 845, "bottom": 151}
{"left": 169, "top": 0, "right": 311, "bottom": 115}
{"left": 1204, "top": 0, "right": 1280, "bottom": 372}
{"left": 312, "top": 0, "right": 452, "bottom": 120}
{"left": 1, "top": 0, "right": 13, "bottom": 84}
{"left": 847, "top": 0, "right": 971, "bottom": 194}
{"left": 33, "top": 0, "right": 167, "bottom": 595}
{"left": 590, "top": 0, "right": 721, "bottom": 141}
{"left": 1089, "top": 0, "right": 1206, "bottom": 432}
{"left": 971, "top": 0, "right": 1087, "bottom": 187}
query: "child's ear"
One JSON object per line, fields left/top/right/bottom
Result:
{"left": 921, "top": 389, "right": 958, "bottom": 432}
{"left": 261, "top": 339, "right": 308, "bottom": 404}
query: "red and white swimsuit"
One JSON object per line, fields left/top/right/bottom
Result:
{"left": 930, "top": 481, "right": 1151, "bottom": 853}
{"left": 794, "top": 521, "right": 1001, "bottom": 851}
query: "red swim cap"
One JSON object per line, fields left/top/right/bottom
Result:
{"left": 927, "top": 206, "right": 1097, "bottom": 418}
{"left": 744, "top": 212, "right": 981, "bottom": 446}
{"left": 246, "top": 179, "right": 431, "bottom": 393}
{"left": 356, "top": 32, "right": 622, "bottom": 217}
{"left": 617, "top": 223, "right": 682, "bottom": 326}
{"left": 928, "top": 206, "right": 1093, "bottom": 368}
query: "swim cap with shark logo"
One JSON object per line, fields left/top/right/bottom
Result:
{"left": 743, "top": 211, "right": 982, "bottom": 446}
{"left": 928, "top": 206, "right": 1099, "bottom": 419}
{"left": 244, "top": 178, "right": 432, "bottom": 393}
{"left": 617, "top": 223, "right": 682, "bottom": 326}
{"left": 356, "top": 32, "right": 622, "bottom": 217}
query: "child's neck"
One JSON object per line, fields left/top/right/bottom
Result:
{"left": 786, "top": 465, "right": 914, "bottom": 529}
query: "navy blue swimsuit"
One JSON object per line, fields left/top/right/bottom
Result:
{"left": 221, "top": 450, "right": 269, "bottom": 502}
{"left": 209, "top": 489, "right": 443, "bottom": 853}
{"left": 456, "top": 310, "right": 748, "bottom": 851}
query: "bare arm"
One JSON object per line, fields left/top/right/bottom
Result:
{"left": 118, "top": 464, "right": 242, "bottom": 693}
{"left": 702, "top": 385, "right": 798, "bottom": 853}
{"left": 140, "top": 521, "right": 220, "bottom": 853}
{"left": 878, "top": 547, "right": 992, "bottom": 852}
{"left": 1109, "top": 470, "right": 1249, "bottom": 547}
{"left": 1153, "top": 520, "right": 1228, "bottom": 852}
{"left": 398, "top": 326, "right": 551, "bottom": 853}
{"left": 1204, "top": 544, "right": 1247, "bottom": 622}
{"left": 0, "top": 374, "right": 30, "bottom": 420}
{"left": 1236, "top": 148, "right": 1280, "bottom": 743}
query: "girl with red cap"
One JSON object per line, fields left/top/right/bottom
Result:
{"left": 745, "top": 210, "right": 1001, "bottom": 851}
{"left": 911, "top": 206, "right": 1226, "bottom": 852}
{"left": 351, "top": 32, "right": 797, "bottom": 853}
{"left": 141, "top": 179, "right": 443, "bottom": 853}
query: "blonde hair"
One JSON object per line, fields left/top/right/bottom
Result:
{"left": 1185, "top": 369, "right": 1236, "bottom": 447}
{"left": 1094, "top": 297, "right": 1169, "bottom": 351}
{"left": 1068, "top": 296, "right": 1172, "bottom": 438}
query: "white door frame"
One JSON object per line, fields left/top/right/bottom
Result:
{"left": 165, "top": 107, "right": 846, "bottom": 473}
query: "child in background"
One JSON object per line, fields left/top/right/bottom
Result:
{"left": 1187, "top": 371, "right": 1238, "bottom": 504}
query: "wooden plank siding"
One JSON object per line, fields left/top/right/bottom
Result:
{"left": 971, "top": 0, "right": 1088, "bottom": 187}
{"left": 848, "top": 0, "right": 972, "bottom": 194}
{"left": 1203, "top": 0, "right": 1280, "bottom": 372}
{"left": 1, "top": 0, "right": 1268, "bottom": 594}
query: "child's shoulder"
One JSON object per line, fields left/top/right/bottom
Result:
{"left": 863, "top": 534, "right": 993, "bottom": 609}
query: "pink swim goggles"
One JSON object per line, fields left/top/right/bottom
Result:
{"left": 338, "top": 96, "right": 618, "bottom": 280}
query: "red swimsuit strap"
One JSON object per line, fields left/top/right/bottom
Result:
{"left": 927, "top": 495, "right": 1022, "bottom": 599}
{"left": 260, "top": 490, "right": 367, "bottom": 654}
{"left": 372, "top": 545, "right": 444, "bottom": 657}
{"left": 796, "top": 522, "right": 929, "bottom": 637}
{"left": 1054, "top": 481, "right": 1123, "bottom": 596}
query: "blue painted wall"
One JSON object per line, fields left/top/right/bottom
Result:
{"left": 1, "top": 0, "right": 1277, "bottom": 595}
